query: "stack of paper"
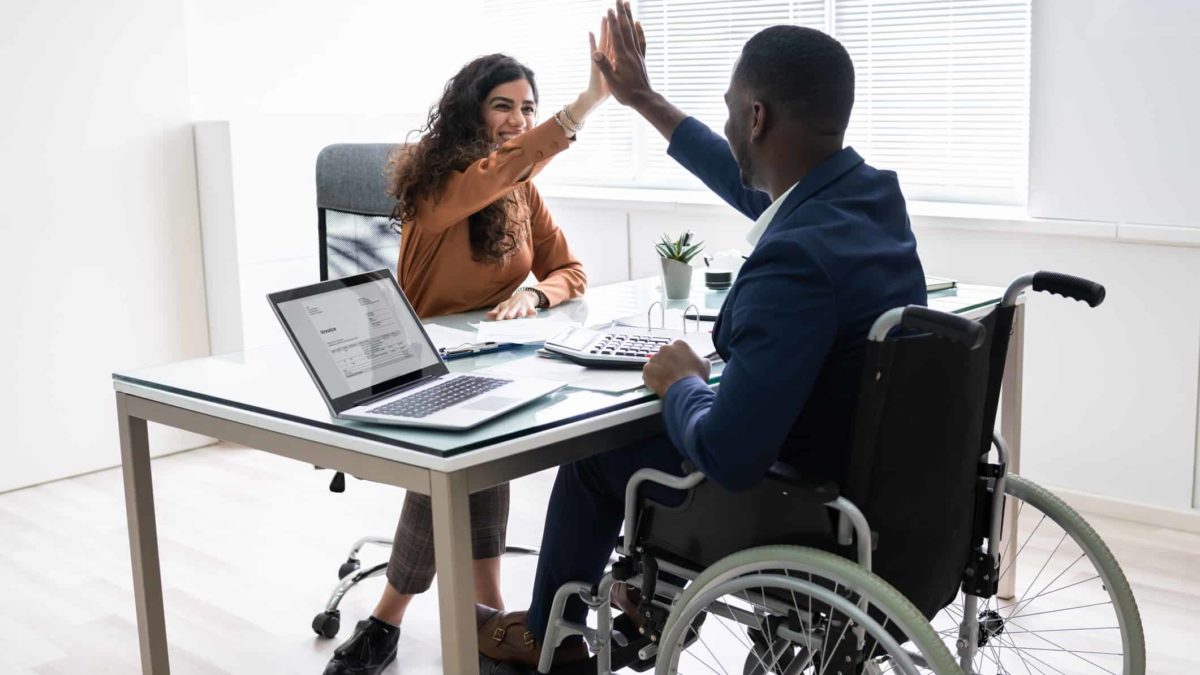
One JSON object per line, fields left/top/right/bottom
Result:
{"left": 475, "top": 355, "right": 648, "bottom": 394}
{"left": 421, "top": 323, "right": 477, "bottom": 352}
{"left": 474, "top": 317, "right": 581, "bottom": 345}
{"left": 925, "top": 275, "right": 957, "bottom": 292}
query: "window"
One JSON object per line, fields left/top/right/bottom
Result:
{"left": 481, "top": 0, "right": 637, "bottom": 184}
{"left": 837, "top": 1, "right": 1032, "bottom": 204}
{"left": 483, "top": 0, "right": 1031, "bottom": 205}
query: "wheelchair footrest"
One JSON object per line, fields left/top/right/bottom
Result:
{"left": 610, "top": 613, "right": 656, "bottom": 672}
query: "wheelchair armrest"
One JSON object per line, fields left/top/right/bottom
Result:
{"left": 621, "top": 468, "right": 707, "bottom": 556}
{"left": 765, "top": 462, "right": 840, "bottom": 503}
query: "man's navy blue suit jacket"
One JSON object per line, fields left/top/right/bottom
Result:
{"left": 660, "top": 117, "right": 927, "bottom": 491}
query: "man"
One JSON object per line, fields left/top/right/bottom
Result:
{"left": 479, "top": 1, "right": 926, "bottom": 668}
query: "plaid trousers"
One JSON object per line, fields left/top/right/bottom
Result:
{"left": 385, "top": 482, "right": 509, "bottom": 594}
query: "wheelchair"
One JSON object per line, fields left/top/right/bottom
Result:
{"left": 534, "top": 272, "right": 1144, "bottom": 675}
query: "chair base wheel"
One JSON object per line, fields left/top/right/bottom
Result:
{"left": 312, "top": 610, "right": 341, "bottom": 639}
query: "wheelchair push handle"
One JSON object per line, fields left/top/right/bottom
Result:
{"left": 867, "top": 305, "right": 986, "bottom": 349}
{"left": 1002, "top": 270, "right": 1106, "bottom": 307}
{"left": 1032, "top": 271, "right": 1106, "bottom": 307}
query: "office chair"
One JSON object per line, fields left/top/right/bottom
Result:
{"left": 316, "top": 143, "right": 403, "bottom": 281}
{"left": 310, "top": 143, "right": 538, "bottom": 640}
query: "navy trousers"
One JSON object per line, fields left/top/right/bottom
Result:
{"left": 525, "top": 434, "right": 688, "bottom": 640}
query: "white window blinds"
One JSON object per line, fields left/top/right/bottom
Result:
{"left": 837, "top": 0, "right": 1031, "bottom": 204}
{"left": 637, "top": 0, "right": 825, "bottom": 188}
{"left": 480, "top": 0, "right": 636, "bottom": 184}
{"left": 482, "top": 0, "right": 1030, "bottom": 205}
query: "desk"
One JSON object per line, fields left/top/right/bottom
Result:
{"left": 112, "top": 277, "right": 1019, "bottom": 674}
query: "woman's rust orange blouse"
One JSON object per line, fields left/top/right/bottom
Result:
{"left": 397, "top": 119, "right": 588, "bottom": 319}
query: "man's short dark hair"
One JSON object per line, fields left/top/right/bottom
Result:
{"left": 734, "top": 25, "right": 855, "bottom": 135}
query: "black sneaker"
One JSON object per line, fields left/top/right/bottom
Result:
{"left": 324, "top": 617, "right": 400, "bottom": 675}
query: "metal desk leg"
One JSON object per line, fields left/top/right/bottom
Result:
{"left": 116, "top": 393, "right": 171, "bottom": 674}
{"left": 998, "top": 304, "right": 1025, "bottom": 601}
{"left": 430, "top": 470, "right": 480, "bottom": 675}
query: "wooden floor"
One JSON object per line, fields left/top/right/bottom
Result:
{"left": 0, "top": 443, "right": 1196, "bottom": 674}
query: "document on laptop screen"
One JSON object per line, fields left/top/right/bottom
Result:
{"left": 276, "top": 278, "right": 440, "bottom": 398}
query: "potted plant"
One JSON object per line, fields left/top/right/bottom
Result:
{"left": 656, "top": 230, "right": 704, "bottom": 300}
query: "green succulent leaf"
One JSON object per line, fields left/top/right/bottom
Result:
{"left": 656, "top": 230, "right": 705, "bottom": 262}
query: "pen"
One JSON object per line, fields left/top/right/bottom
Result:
{"left": 440, "top": 342, "right": 520, "bottom": 360}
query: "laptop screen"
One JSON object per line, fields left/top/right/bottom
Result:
{"left": 269, "top": 270, "right": 447, "bottom": 412}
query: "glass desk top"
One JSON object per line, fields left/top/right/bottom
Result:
{"left": 113, "top": 277, "right": 1003, "bottom": 458}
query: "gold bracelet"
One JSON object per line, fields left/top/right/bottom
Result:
{"left": 552, "top": 110, "right": 577, "bottom": 138}
{"left": 561, "top": 105, "right": 583, "bottom": 131}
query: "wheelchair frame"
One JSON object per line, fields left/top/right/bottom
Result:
{"left": 538, "top": 304, "right": 984, "bottom": 675}
{"left": 539, "top": 271, "right": 1137, "bottom": 675}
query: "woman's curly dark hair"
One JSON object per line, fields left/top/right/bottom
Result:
{"left": 390, "top": 54, "right": 539, "bottom": 264}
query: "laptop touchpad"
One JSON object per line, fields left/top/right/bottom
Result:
{"left": 463, "top": 396, "right": 521, "bottom": 412}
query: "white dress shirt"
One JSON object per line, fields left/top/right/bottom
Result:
{"left": 745, "top": 181, "right": 799, "bottom": 247}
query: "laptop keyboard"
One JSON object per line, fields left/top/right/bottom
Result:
{"left": 368, "top": 375, "right": 512, "bottom": 419}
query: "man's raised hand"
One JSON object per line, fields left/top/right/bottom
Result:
{"left": 593, "top": 1, "right": 653, "bottom": 106}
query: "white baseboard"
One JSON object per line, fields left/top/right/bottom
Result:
{"left": 1047, "top": 483, "right": 1200, "bottom": 535}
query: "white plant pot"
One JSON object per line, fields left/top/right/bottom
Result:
{"left": 660, "top": 258, "right": 694, "bottom": 300}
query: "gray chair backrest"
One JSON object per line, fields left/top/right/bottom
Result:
{"left": 315, "top": 143, "right": 402, "bottom": 280}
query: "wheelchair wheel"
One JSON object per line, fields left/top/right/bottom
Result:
{"left": 932, "top": 474, "right": 1145, "bottom": 674}
{"left": 656, "top": 545, "right": 961, "bottom": 675}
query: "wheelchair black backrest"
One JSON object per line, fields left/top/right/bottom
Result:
{"left": 844, "top": 322, "right": 991, "bottom": 619}
{"left": 316, "top": 143, "right": 402, "bottom": 280}
{"left": 980, "top": 305, "right": 1016, "bottom": 456}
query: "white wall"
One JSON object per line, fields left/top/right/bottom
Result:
{"left": 1027, "top": 0, "right": 1200, "bottom": 510}
{"left": 916, "top": 225, "right": 1199, "bottom": 511}
{"left": 1030, "top": 0, "right": 1200, "bottom": 227}
{"left": 194, "top": 115, "right": 424, "bottom": 354}
{"left": 0, "top": 0, "right": 211, "bottom": 492}
{"left": 183, "top": 0, "right": 486, "bottom": 119}
{"left": 183, "top": 0, "right": 493, "bottom": 352}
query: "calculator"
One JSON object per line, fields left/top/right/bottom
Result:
{"left": 544, "top": 327, "right": 675, "bottom": 368}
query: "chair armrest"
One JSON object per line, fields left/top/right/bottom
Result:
{"left": 621, "top": 468, "right": 707, "bottom": 556}
{"left": 765, "top": 462, "right": 841, "bottom": 503}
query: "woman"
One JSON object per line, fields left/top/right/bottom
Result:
{"left": 324, "top": 30, "right": 611, "bottom": 675}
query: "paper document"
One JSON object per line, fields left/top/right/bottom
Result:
{"left": 421, "top": 323, "right": 477, "bottom": 352}
{"left": 273, "top": 279, "right": 442, "bottom": 398}
{"left": 476, "top": 355, "right": 649, "bottom": 394}
{"left": 474, "top": 317, "right": 581, "bottom": 345}
{"left": 311, "top": 299, "right": 415, "bottom": 380}
{"left": 572, "top": 369, "right": 652, "bottom": 394}
{"left": 925, "top": 275, "right": 957, "bottom": 293}
{"left": 476, "top": 356, "right": 587, "bottom": 382}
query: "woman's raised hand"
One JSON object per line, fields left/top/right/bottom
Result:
{"left": 584, "top": 17, "right": 614, "bottom": 109}
{"left": 565, "top": 17, "right": 614, "bottom": 126}
{"left": 593, "top": 1, "right": 654, "bottom": 107}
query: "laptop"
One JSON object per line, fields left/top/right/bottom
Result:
{"left": 268, "top": 269, "right": 564, "bottom": 430}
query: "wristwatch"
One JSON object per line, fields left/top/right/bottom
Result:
{"left": 516, "top": 286, "right": 550, "bottom": 310}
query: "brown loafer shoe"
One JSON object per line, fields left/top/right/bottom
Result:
{"left": 477, "top": 606, "right": 588, "bottom": 669}
{"left": 611, "top": 582, "right": 645, "bottom": 632}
